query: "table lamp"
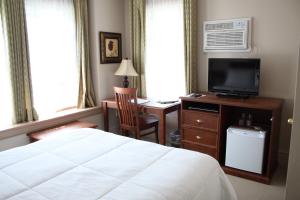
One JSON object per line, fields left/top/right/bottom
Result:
{"left": 114, "top": 58, "right": 138, "bottom": 88}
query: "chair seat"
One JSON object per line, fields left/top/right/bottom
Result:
{"left": 139, "top": 114, "right": 159, "bottom": 130}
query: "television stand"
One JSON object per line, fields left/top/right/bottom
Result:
{"left": 180, "top": 94, "right": 283, "bottom": 184}
{"left": 216, "top": 93, "right": 250, "bottom": 99}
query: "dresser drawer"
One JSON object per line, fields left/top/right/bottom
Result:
{"left": 182, "top": 110, "right": 219, "bottom": 131}
{"left": 182, "top": 128, "right": 217, "bottom": 146}
{"left": 181, "top": 142, "right": 217, "bottom": 158}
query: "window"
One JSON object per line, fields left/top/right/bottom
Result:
{"left": 25, "top": 0, "right": 78, "bottom": 118}
{"left": 0, "top": 16, "right": 14, "bottom": 128}
{"left": 145, "top": 0, "right": 186, "bottom": 101}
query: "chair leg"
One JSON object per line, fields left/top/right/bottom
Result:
{"left": 120, "top": 129, "right": 129, "bottom": 137}
{"left": 136, "top": 129, "right": 141, "bottom": 140}
{"left": 120, "top": 128, "right": 124, "bottom": 136}
{"left": 155, "top": 124, "right": 159, "bottom": 144}
{"left": 124, "top": 130, "right": 129, "bottom": 137}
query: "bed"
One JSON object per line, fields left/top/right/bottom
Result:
{"left": 0, "top": 128, "right": 237, "bottom": 200}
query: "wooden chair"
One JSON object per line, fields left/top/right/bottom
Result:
{"left": 114, "top": 87, "right": 159, "bottom": 143}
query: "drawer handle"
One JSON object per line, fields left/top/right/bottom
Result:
{"left": 196, "top": 136, "right": 202, "bottom": 140}
{"left": 196, "top": 119, "right": 203, "bottom": 124}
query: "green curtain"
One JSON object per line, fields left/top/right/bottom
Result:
{"left": 129, "top": 0, "right": 146, "bottom": 97}
{"left": 0, "top": 0, "right": 38, "bottom": 123}
{"left": 183, "top": 0, "right": 198, "bottom": 94}
{"left": 73, "top": 0, "right": 96, "bottom": 108}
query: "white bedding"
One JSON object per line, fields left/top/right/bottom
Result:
{"left": 0, "top": 128, "right": 237, "bottom": 200}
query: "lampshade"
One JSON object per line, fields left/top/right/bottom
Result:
{"left": 114, "top": 59, "right": 138, "bottom": 77}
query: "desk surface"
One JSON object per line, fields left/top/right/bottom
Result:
{"left": 102, "top": 98, "right": 181, "bottom": 109}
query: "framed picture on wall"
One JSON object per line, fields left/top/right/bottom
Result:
{"left": 99, "top": 32, "right": 122, "bottom": 64}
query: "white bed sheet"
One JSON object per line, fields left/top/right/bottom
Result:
{"left": 0, "top": 128, "right": 237, "bottom": 200}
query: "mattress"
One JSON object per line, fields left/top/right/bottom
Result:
{"left": 0, "top": 128, "right": 237, "bottom": 200}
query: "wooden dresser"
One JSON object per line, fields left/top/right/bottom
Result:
{"left": 181, "top": 109, "right": 220, "bottom": 159}
{"left": 180, "top": 94, "right": 283, "bottom": 184}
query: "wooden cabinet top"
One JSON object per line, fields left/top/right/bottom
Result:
{"left": 180, "top": 94, "right": 283, "bottom": 110}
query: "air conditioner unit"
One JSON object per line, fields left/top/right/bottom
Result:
{"left": 203, "top": 18, "right": 251, "bottom": 52}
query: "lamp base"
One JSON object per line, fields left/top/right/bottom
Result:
{"left": 123, "top": 76, "right": 129, "bottom": 88}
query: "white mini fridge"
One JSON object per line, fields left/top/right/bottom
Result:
{"left": 225, "top": 127, "right": 266, "bottom": 174}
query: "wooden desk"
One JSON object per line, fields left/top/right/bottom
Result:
{"left": 102, "top": 98, "right": 181, "bottom": 145}
{"left": 180, "top": 94, "right": 283, "bottom": 184}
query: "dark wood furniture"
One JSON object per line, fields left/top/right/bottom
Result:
{"left": 27, "top": 121, "right": 98, "bottom": 142}
{"left": 114, "top": 87, "right": 159, "bottom": 142}
{"left": 180, "top": 94, "right": 283, "bottom": 184}
{"left": 102, "top": 98, "right": 180, "bottom": 145}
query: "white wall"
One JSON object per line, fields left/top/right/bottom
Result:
{"left": 88, "top": 0, "right": 125, "bottom": 103}
{"left": 0, "top": 135, "right": 30, "bottom": 152}
{"left": 88, "top": 0, "right": 129, "bottom": 134}
{"left": 197, "top": 0, "right": 300, "bottom": 165}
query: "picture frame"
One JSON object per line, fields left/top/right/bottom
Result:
{"left": 99, "top": 32, "right": 122, "bottom": 64}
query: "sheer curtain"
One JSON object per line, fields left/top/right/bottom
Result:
{"left": 25, "top": 0, "right": 78, "bottom": 118}
{"left": 145, "top": 0, "right": 186, "bottom": 101}
{"left": 0, "top": 15, "right": 14, "bottom": 127}
{"left": 74, "top": 0, "right": 96, "bottom": 108}
{"left": 130, "top": 0, "right": 146, "bottom": 97}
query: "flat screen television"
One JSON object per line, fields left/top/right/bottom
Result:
{"left": 208, "top": 58, "right": 260, "bottom": 97}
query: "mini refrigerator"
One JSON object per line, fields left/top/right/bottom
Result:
{"left": 225, "top": 127, "right": 266, "bottom": 174}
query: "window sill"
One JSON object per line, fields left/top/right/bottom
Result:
{"left": 0, "top": 106, "right": 102, "bottom": 140}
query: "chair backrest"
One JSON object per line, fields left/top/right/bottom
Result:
{"left": 114, "top": 87, "right": 139, "bottom": 131}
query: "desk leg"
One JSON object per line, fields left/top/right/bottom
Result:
{"left": 159, "top": 112, "right": 166, "bottom": 145}
{"left": 102, "top": 102, "right": 109, "bottom": 131}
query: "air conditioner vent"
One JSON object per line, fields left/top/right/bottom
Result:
{"left": 205, "top": 22, "right": 234, "bottom": 31}
{"left": 203, "top": 18, "right": 251, "bottom": 52}
{"left": 206, "top": 32, "right": 244, "bottom": 47}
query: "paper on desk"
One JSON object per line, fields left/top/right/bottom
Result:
{"left": 131, "top": 98, "right": 150, "bottom": 104}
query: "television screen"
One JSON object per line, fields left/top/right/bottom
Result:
{"left": 208, "top": 58, "right": 260, "bottom": 97}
